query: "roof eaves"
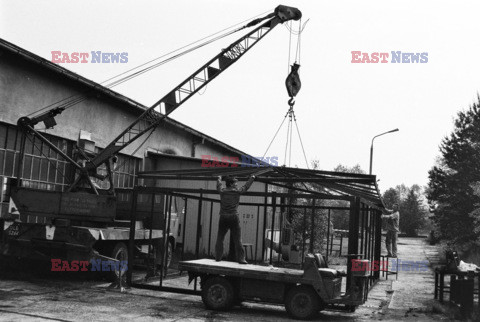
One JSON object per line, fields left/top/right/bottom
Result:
{"left": 0, "top": 37, "right": 248, "bottom": 156}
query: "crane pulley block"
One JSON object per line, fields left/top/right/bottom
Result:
{"left": 275, "top": 5, "right": 302, "bottom": 22}
{"left": 285, "top": 63, "right": 301, "bottom": 106}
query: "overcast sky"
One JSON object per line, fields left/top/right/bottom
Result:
{"left": 2, "top": 0, "right": 480, "bottom": 192}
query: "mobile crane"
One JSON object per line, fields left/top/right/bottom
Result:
{"left": 1, "top": 5, "right": 302, "bottom": 278}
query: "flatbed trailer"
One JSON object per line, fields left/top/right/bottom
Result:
{"left": 179, "top": 254, "right": 369, "bottom": 320}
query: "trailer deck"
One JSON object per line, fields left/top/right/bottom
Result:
{"left": 179, "top": 258, "right": 343, "bottom": 282}
{"left": 179, "top": 259, "right": 307, "bottom": 283}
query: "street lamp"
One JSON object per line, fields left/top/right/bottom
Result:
{"left": 369, "top": 128, "right": 399, "bottom": 175}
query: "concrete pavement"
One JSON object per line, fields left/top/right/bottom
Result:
{"left": 346, "top": 237, "right": 454, "bottom": 321}
{"left": 0, "top": 237, "right": 456, "bottom": 321}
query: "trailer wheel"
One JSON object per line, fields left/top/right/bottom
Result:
{"left": 285, "top": 285, "right": 320, "bottom": 320}
{"left": 201, "top": 277, "right": 235, "bottom": 311}
{"left": 111, "top": 242, "right": 128, "bottom": 281}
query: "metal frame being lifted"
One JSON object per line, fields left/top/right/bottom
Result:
{"left": 127, "top": 165, "right": 385, "bottom": 296}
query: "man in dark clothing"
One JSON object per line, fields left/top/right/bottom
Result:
{"left": 382, "top": 203, "right": 400, "bottom": 257}
{"left": 215, "top": 174, "right": 255, "bottom": 264}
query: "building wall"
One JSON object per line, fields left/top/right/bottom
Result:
{"left": 0, "top": 46, "right": 245, "bottom": 217}
{"left": 0, "top": 50, "right": 237, "bottom": 159}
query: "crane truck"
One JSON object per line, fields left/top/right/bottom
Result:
{"left": 1, "top": 5, "right": 372, "bottom": 319}
{"left": 1, "top": 5, "right": 302, "bottom": 279}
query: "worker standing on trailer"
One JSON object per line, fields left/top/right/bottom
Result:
{"left": 215, "top": 175, "right": 255, "bottom": 264}
{"left": 381, "top": 203, "right": 400, "bottom": 258}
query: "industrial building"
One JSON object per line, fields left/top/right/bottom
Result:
{"left": 0, "top": 37, "right": 275, "bottom": 262}
{"left": 0, "top": 36, "right": 385, "bottom": 308}
{"left": 0, "top": 38, "right": 252, "bottom": 218}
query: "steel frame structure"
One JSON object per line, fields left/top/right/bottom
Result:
{"left": 127, "top": 165, "right": 385, "bottom": 296}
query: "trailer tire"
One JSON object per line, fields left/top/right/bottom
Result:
{"left": 110, "top": 242, "right": 128, "bottom": 282}
{"left": 285, "top": 285, "right": 320, "bottom": 320}
{"left": 201, "top": 276, "right": 235, "bottom": 311}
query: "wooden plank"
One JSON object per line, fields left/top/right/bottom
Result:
{"left": 178, "top": 259, "right": 306, "bottom": 284}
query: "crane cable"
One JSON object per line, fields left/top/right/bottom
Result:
{"left": 44, "top": 21, "right": 258, "bottom": 112}
{"left": 27, "top": 9, "right": 273, "bottom": 118}
{"left": 295, "top": 18, "right": 302, "bottom": 64}
{"left": 284, "top": 18, "right": 309, "bottom": 35}
{"left": 100, "top": 8, "right": 276, "bottom": 167}
{"left": 52, "top": 29, "right": 240, "bottom": 113}
{"left": 293, "top": 112, "right": 309, "bottom": 170}
{"left": 263, "top": 18, "right": 310, "bottom": 169}
{"left": 293, "top": 19, "right": 310, "bottom": 168}
{"left": 284, "top": 107, "right": 292, "bottom": 166}
{"left": 287, "top": 21, "right": 292, "bottom": 75}
{"left": 262, "top": 110, "right": 288, "bottom": 160}
{"left": 27, "top": 9, "right": 273, "bottom": 179}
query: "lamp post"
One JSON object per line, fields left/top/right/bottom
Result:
{"left": 369, "top": 128, "right": 399, "bottom": 175}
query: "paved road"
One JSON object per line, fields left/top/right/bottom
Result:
{"left": 0, "top": 237, "right": 455, "bottom": 321}
{"left": 351, "top": 237, "right": 454, "bottom": 321}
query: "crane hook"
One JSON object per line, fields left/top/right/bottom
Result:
{"left": 285, "top": 63, "right": 301, "bottom": 108}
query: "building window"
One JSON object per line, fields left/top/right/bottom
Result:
{"left": 0, "top": 122, "right": 139, "bottom": 194}
{"left": 92, "top": 152, "right": 139, "bottom": 190}
{"left": 0, "top": 122, "right": 73, "bottom": 192}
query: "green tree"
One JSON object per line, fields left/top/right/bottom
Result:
{"left": 328, "top": 164, "right": 366, "bottom": 230}
{"left": 288, "top": 162, "right": 365, "bottom": 253}
{"left": 401, "top": 188, "right": 427, "bottom": 236}
{"left": 469, "top": 182, "right": 480, "bottom": 236}
{"left": 286, "top": 159, "right": 329, "bottom": 254}
{"left": 334, "top": 163, "right": 365, "bottom": 175}
{"left": 427, "top": 97, "right": 480, "bottom": 244}
{"left": 383, "top": 187, "right": 400, "bottom": 207}
{"left": 382, "top": 184, "right": 428, "bottom": 236}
